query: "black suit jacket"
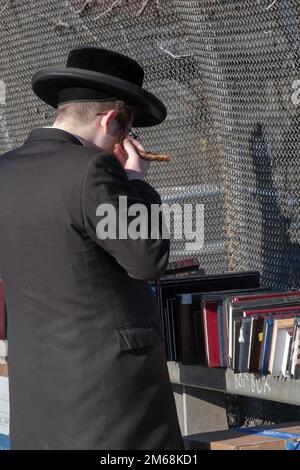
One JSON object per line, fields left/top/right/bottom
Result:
{"left": 0, "top": 128, "right": 183, "bottom": 450}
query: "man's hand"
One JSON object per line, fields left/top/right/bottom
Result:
{"left": 113, "top": 142, "right": 128, "bottom": 168}
{"left": 113, "top": 137, "right": 150, "bottom": 179}
{"left": 123, "top": 138, "right": 150, "bottom": 177}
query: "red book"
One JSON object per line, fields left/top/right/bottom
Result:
{"left": 243, "top": 305, "right": 300, "bottom": 317}
{"left": 0, "top": 279, "right": 5, "bottom": 340}
{"left": 203, "top": 300, "right": 220, "bottom": 367}
{"left": 232, "top": 291, "right": 300, "bottom": 303}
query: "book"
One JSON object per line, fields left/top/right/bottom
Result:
{"left": 281, "top": 330, "right": 293, "bottom": 377}
{"left": 193, "top": 310, "right": 206, "bottom": 365}
{"left": 290, "top": 318, "right": 300, "bottom": 379}
{"left": 176, "top": 292, "right": 212, "bottom": 365}
{"left": 271, "top": 329, "right": 292, "bottom": 376}
{"left": 168, "top": 297, "right": 178, "bottom": 361}
{"left": 269, "top": 318, "right": 295, "bottom": 375}
{"left": 202, "top": 300, "right": 220, "bottom": 367}
{"left": 285, "top": 323, "right": 295, "bottom": 377}
{"left": 177, "top": 294, "right": 198, "bottom": 364}
{"left": 244, "top": 305, "right": 300, "bottom": 318}
{"left": 238, "top": 317, "right": 253, "bottom": 373}
{"left": 248, "top": 317, "right": 265, "bottom": 373}
{"left": 218, "top": 303, "right": 227, "bottom": 367}
{"left": 232, "top": 318, "right": 242, "bottom": 372}
{"left": 259, "top": 318, "right": 274, "bottom": 375}
{"left": 163, "top": 300, "right": 172, "bottom": 360}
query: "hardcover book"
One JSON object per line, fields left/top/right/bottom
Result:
{"left": 238, "top": 317, "right": 253, "bottom": 373}
{"left": 269, "top": 318, "right": 295, "bottom": 375}
{"left": 232, "top": 318, "right": 242, "bottom": 373}
{"left": 291, "top": 318, "right": 300, "bottom": 379}
{"left": 177, "top": 295, "right": 198, "bottom": 364}
{"left": 202, "top": 300, "right": 221, "bottom": 367}
{"left": 248, "top": 317, "right": 265, "bottom": 373}
{"left": 259, "top": 318, "right": 274, "bottom": 375}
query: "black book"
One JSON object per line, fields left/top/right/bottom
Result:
{"left": 165, "top": 298, "right": 174, "bottom": 361}
{"left": 168, "top": 297, "right": 178, "bottom": 361}
{"left": 194, "top": 309, "right": 207, "bottom": 366}
{"left": 177, "top": 294, "right": 198, "bottom": 364}
{"left": 248, "top": 317, "right": 265, "bottom": 373}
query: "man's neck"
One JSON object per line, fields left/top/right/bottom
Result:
{"left": 46, "top": 125, "right": 143, "bottom": 180}
{"left": 51, "top": 123, "right": 90, "bottom": 141}
{"left": 50, "top": 124, "right": 102, "bottom": 150}
{"left": 50, "top": 123, "right": 114, "bottom": 155}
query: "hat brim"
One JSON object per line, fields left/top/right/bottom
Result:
{"left": 31, "top": 68, "right": 167, "bottom": 127}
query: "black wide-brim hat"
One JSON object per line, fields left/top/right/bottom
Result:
{"left": 31, "top": 46, "right": 167, "bottom": 127}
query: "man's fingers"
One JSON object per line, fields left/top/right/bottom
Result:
{"left": 116, "top": 143, "right": 128, "bottom": 159}
{"left": 126, "top": 136, "right": 145, "bottom": 153}
{"left": 123, "top": 138, "right": 138, "bottom": 156}
{"left": 113, "top": 144, "right": 128, "bottom": 167}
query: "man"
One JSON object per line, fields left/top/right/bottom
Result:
{"left": 0, "top": 46, "right": 183, "bottom": 450}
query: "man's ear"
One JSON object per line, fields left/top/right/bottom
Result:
{"left": 99, "top": 110, "right": 118, "bottom": 135}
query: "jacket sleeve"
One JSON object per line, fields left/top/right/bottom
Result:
{"left": 81, "top": 152, "right": 170, "bottom": 280}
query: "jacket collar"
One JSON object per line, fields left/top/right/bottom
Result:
{"left": 24, "top": 127, "right": 84, "bottom": 146}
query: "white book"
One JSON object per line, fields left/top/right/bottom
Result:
{"left": 281, "top": 331, "right": 292, "bottom": 377}
{"left": 269, "top": 319, "right": 294, "bottom": 374}
{"left": 246, "top": 317, "right": 254, "bottom": 371}
{"left": 272, "top": 329, "right": 289, "bottom": 376}
{"left": 226, "top": 302, "right": 234, "bottom": 366}
{"left": 291, "top": 322, "right": 300, "bottom": 377}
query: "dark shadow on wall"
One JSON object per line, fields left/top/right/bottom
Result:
{"left": 225, "top": 393, "right": 300, "bottom": 428}
{"left": 250, "top": 123, "right": 300, "bottom": 289}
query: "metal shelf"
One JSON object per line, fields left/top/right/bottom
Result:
{"left": 167, "top": 362, "right": 300, "bottom": 406}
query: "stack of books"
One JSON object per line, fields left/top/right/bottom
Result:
{"left": 153, "top": 270, "right": 300, "bottom": 379}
